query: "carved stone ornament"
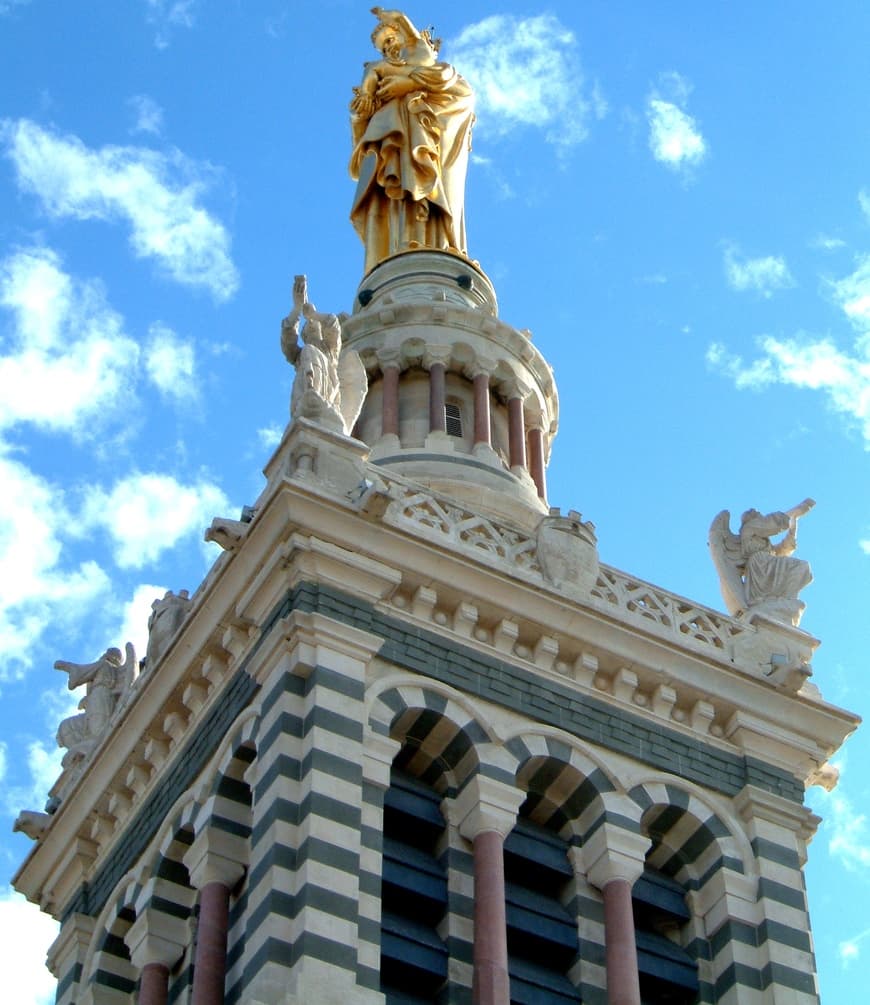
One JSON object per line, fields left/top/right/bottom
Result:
{"left": 536, "top": 510, "right": 599, "bottom": 596}
{"left": 709, "top": 499, "right": 815, "bottom": 627}
{"left": 12, "top": 810, "right": 51, "bottom": 841}
{"left": 145, "top": 589, "right": 192, "bottom": 669}
{"left": 280, "top": 274, "right": 366, "bottom": 435}
{"left": 55, "top": 642, "right": 136, "bottom": 768}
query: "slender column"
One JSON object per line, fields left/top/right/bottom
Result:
{"left": 183, "top": 830, "right": 247, "bottom": 1005}
{"left": 527, "top": 424, "right": 546, "bottom": 500}
{"left": 584, "top": 820, "right": 650, "bottom": 1005}
{"left": 472, "top": 369, "right": 492, "bottom": 447}
{"left": 453, "top": 773, "right": 525, "bottom": 1005}
{"left": 429, "top": 362, "right": 447, "bottom": 433}
{"left": 507, "top": 393, "right": 526, "bottom": 471}
{"left": 425, "top": 347, "right": 451, "bottom": 435}
{"left": 381, "top": 364, "right": 400, "bottom": 437}
{"left": 139, "top": 963, "right": 170, "bottom": 1005}
{"left": 125, "top": 908, "right": 187, "bottom": 1005}
{"left": 377, "top": 348, "right": 401, "bottom": 440}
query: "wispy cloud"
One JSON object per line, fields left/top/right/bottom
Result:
{"left": 0, "top": 247, "right": 140, "bottom": 436}
{"left": 81, "top": 471, "right": 229, "bottom": 569}
{"left": 0, "top": 0, "right": 31, "bottom": 15}
{"left": 812, "top": 234, "right": 846, "bottom": 253}
{"left": 647, "top": 73, "right": 706, "bottom": 172}
{"left": 0, "top": 451, "right": 110, "bottom": 675}
{"left": 128, "top": 95, "right": 164, "bottom": 136}
{"left": 1, "top": 118, "right": 239, "bottom": 300}
{"left": 145, "top": 322, "right": 198, "bottom": 402}
{"left": 707, "top": 335, "right": 870, "bottom": 443}
{"left": 839, "top": 927, "right": 870, "bottom": 969}
{"left": 450, "top": 14, "right": 605, "bottom": 149}
{"left": 724, "top": 245, "right": 795, "bottom": 298}
{"left": 144, "top": 0, "right": 198, "bottom": 49}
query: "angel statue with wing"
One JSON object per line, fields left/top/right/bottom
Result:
{"left": 280, "top": 275, "right": 366, "bottom": 436}
{"left": 709, "top": 499, "right": 815, "bottom": 626}
{"left": 55, "top": 642, "right": 137, "bottom": 768}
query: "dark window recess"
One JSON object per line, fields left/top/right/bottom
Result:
{"left": 380, "top": 771, "right": 448, "bottom": 1004}
{"left": 445, "top": 402, "right": 463, "bottom": 437}
{"left": 504, "top": 818, "right": 580, "bottom": 1004}
{"left": 633, "top": 867, "right": 699, "bottom": 1005}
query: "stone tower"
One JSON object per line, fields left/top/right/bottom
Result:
{"left": 12, "top": 10, "right": 859, "bottom": 1005}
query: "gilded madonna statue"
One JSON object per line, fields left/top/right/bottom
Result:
{"left": 350, "top": 7, "right": 475, "bottom": 274}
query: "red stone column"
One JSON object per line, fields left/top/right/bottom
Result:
{"left": 191, "top": 882, "right": 231, "bottom": 1005}
{"left": 527, "top": 425, "right": 546, "bottom": 500}
{"left": 583, "top": 819, "right": 649, "bottom": 1005}
{"left": 139, "top": 962, "right": 169, "bottom": 1005}
{"left": 472, "top": 369, "right": 492, "bottom": 447}
{"left": 453, "top": 774, "right": 525, "bottom": 1005}
{"left": 472, "top": 830, "right": 510, "bottom": 1005}
{"left": 429, "top": 361, "right": 447, "bottom": 434}
{"left": 125, "top": 908, "right": 187, "bottom": 1005}
{"left": 601, "top": 878, "right": 641, "bottom": 1005}
{"left": 381, "top": 363, "right": 400, "bottom": 438}
{"left": 183, "top": 830, "right": 247, "bottom": 1005}
{"left": 507, "top": 394, "right": 526, "bottom": 471}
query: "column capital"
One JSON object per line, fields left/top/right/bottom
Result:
{"left": 581, "top": 822, "right": 650, "bottom": 890}
{"left": 503, "top": 377, "right": 532, "bottom": 402}
{"left": 423, "top": 345, "right": 452, "bottom": 370}
{"left": 376, "top": 346, "right": 402, "bottom": 370}
{"left": 126, "top": 907, "right": 188, "bottom": 970}
{"left": 362, "top": 730, "right": 401, "bottom": 789}
{"left": 468, "top": 355, "right": 497, "bottom": 381}
{"left": 183, "top": 827, "right": 246, "bottom": 891}
{"left": 451, "top": 774, "right": 524, "bottom": 842}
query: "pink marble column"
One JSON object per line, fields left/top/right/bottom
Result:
{"left": 139, "top": 962, "right": 169, "bottom": 1005}
{"left": 507, "top": 395, "right": 526, "bottom": 470}
{"left": 381, "top": 363, "right": 400, "bottom": 438}
{"left": 601, "top": 878, "right": 641, "bottom": 1005}
{"left": 191, "top": 881, "right": 231, "bottom": 1005}
{"left": 472, "top": 830, "right": 510, "bottom": 1005}
{"left": 472, "top": 370, "right": 491, "bottom": 447}
{"left": 527, "top": 425, "right": 546, "bottom": 500}
{"left": 429, "top": 361, "right": 447, "bottom": 434}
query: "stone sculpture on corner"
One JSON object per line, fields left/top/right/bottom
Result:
{"left": 281, "top": 274, "right": 366, "bottom": 435}
{"left": 709, "top": 499, "right": 815, "bottom": 627}
{"left": 145, "top": 589, "right": 192, "bottom": 669}
{"left": 55, "top": 642, "right": 136, "bottom": 768}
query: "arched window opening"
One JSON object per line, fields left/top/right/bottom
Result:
{"left": 504, "top": 817, "right": 580, "bottom": 1004}
{"left": 633, "top": 867, "right": 698, "bottom": 1005}
{"left": 444, "top": 401, "right": 463, "bottom": 438}
{"left": 379, "top": 769, "right": 448, "bottom": 1003}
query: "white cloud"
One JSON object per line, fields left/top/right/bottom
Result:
{"left": 5, "top": 741, "right": 63, "bottom": 815}
{"left": 450, "top": 15, "right": 604, "bottom": 148}
{"left": 829, "top": 254, "right": 870, "bottom": 330}
{"left": 708, "top": 335, "right": 870, "bottom": 444}
{"left": 0, "top": 451, "right": 110, "bottom": 674}
{"left": 145, "top": 322, "right": 197, "bottom": 401}
{"left": 145, "top": 0, "right": 198, "bottom": 49}
{"left": 812, "top": 234, "right": 846, "bottom": 252}
{"left": 839, "top": 928, "right": 870, "bottom": 969}
{"left": 0, "top": 248, "right": 140, "bottom": 436}
{"left": 647, "top": 74, "right": 706, "bottom": 171}
{"left": 128, "top": 95, "right": 164, "bottom": 136}
{"left": 0, "top": 742, "right": 6, "bottom": 784}
{"left": 724, "top": 246, "right": 795, "bottom": 297}
{"left": 0, "top": 0, "right": 31, "bottom": 14}
{"left": 117, "top": 582, "right": 169, "bottom": 661}
{"left": 0, "top": 888, "right": 57, "bottom": 1005}
{"left": 861, "top": 540, "right": 870, "bottom": 555}
{"left": 257, "top": 424, "right": 283, "bottom": 449}
{"left": 82, "top": 472, "right": 229, "bottom": 569}
{"left": 1, "top": 118, "right": 238, "bottom": 300}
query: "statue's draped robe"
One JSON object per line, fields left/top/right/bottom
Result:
{"left": 350, "top": 62, "right": 474, "bottom": 274}
{"left": 740, "top": 512, "right": 812, "bottom": 606}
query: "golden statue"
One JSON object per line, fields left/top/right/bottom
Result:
{"left": 350, "top": 7, "right": 475, "bottom": 274}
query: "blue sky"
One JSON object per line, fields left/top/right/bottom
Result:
{"left": 1, "top": 1, "right": 869, "bottom": 1000}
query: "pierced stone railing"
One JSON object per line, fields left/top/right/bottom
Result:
{"left": 381, "top": 479, "right": 748, "bottom": 657}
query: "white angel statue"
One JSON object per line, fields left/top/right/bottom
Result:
{"left": 709, "top": 499, "right": 815, "bottom": 627}
{"left": 280, "top": 275, "right": 367, "bottom": 435}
